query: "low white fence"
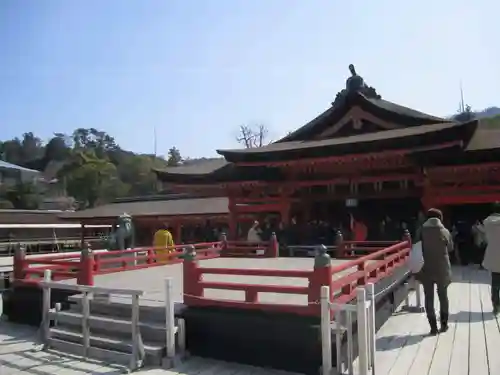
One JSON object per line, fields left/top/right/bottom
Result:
{"left": 320, "top": 277, "right": 423, "bottom": 375}
{"left": 39, "top": 270, "right": 185, "bottom": 371}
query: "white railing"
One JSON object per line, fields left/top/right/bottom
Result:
{"left": 320, "top": 283, "right": 376, "bottom": 375}
{"left": 39, "top": 270, "right": 185, "bottom": 371}
{"left": 321, "top": 277, "right": 424, "bottom": 375}
{"left": 403, "top": 277, "right": 424, "bottom": 312}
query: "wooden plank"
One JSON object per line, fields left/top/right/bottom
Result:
{"left": 400, "top": 290, "right": 439, "bottom": 375}
{"left": 0, "top": 321, "right": 301, "bottom": 374}
{"left": 448, "top": 266, "right": 471, "bottom": 375}
{"left": 468, "top": 269, "right": 489, "bottom": 375}
{"left": 427, "top": 267, "right": 462, "bottom": 375}
{"left": 479, "top": 268, "right": 500, "bottom": 375}
{"left": 385, "top": 312, "right": 427, "bottom": 375}
{"left": 352, "top": 290, "right": 427, "bottom": 375}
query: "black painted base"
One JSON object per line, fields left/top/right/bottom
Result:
{"left": 3, "top": 285, "right": 78, "bottom": 326}
{"left": 182, "top": 267, "right": 410, "bottom": 375}
{"left": 183, "top": 307, "right": 322, "bottom": 374}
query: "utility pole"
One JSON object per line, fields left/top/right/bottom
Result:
{"left": 153, "top": 125, "right": 157, "bottom": 157}
{"left": 459, "top": 80, "right": 465, "bottom": 113}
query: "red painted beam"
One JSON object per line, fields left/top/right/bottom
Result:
{"left": 233, "top": 141, "right": 463, "bottom": 168}
{"left": 430, "top": 185, "right": 500, "bottom": 195}
{"left": 234, "top": 203, "right": 284, "bottom": 213}
{"left": 432, "top": 193, "right": 500, "bottom": 206}
{"left": 427, "top": 161, "right": 500, "bottom": 176}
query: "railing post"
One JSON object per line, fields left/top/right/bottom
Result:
{"left": 41, "top": 269, "right": 52, "bottom": 348}
{"left": 267, "top": 232, "right": 279, "bottom": 258}
{"left": 13, "top": 244, "right": 27, "bottom": 281}
{"left": 77, "top": 243, "right": 94, "bottom": 286}
{"left": 147, "top": 247, "right": 155, "bottom": 264}
{"left": 414, "top": 277, "right": 423, "bottom": 311}
{"left": 366, "top": 283, "right": 376, "bottom": 373}
{"left": 164, "top": 277, "right": 175, "bottom": 362}
{"left": 403, "top": 229, "right": 412, "bottom": 248}
{"left": 309, "top": 245, "right": 331, "bottom": 314}
{"left": 335, "top": 230, "right": 345, "bottom": 258}
{"left": 357, "top": 261, "right": 367, "bottom": 285}
{"left": 220, "top": 233, "right": 228, "bottom": 257}
{"left": 320, "top": 285, "right": 332, "bottom": 375}
{"left": 82, "top": 291, "right": 90, "bottom": 358}
{"left": 130, "top": 293, "right": 143, "bottom": 370}
{"left": 183, "top": 245, "right": 201, "bottom": 301}
{"left": 356, "top": 287, "right": 369, "bottom": 375}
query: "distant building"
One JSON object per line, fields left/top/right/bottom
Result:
{"left": 0, "top": 160, "right": 42, "bottom": 187}
{"left": 0, "top": 160, "right": 75, "bottom": 210}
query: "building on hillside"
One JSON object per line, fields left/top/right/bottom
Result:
{"left": 149, "top": 65, "right": 500, "bottom": 239}
{"left": 0, "top": 160, "right": 42, "bottom": 187}
{"left": 0, "top": 159, "right": 75, "bottom": 210}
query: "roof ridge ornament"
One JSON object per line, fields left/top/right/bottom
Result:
{"left": 332, "top": 64, "right": 381, "bottom": 106}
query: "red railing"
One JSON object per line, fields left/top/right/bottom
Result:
{"left": 12, "top": 236, "right": 277, "bottom": 286}
{"left": 339, "top": 240, "right": 401, "bottom": 258}
{"left": 183, "top": 234, "right": 411, "bottom": 316}
{"left": 13, "top": 241, "right": 225, "bottom": 286}
{"left": 222, "top": 234, "right": 279, "bottom": 258}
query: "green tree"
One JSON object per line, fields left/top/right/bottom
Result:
{"left": 61, "top": 150, "right": 123, "bottom": 208}
{"left": 44, "top": 134, "right": 71, "bottom": 161}
{"left": 2, "top": 181, "right": 42, "bottom": 209}
{"left": 0, "top": 128, "right": 195, "bottom": 209}
{"left": 20, "top": 132, "right": 43, "bottom": 163}
{"left": 167, "top": 147, "right": 182, "bottom": 166}
{"left": 0, "top": 138, "right": 23, "bottom": 165}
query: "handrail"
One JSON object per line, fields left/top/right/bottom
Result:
{"left": 320, "top": 278, "right": 425, "bottom": 375}
{"left": 12, "top": 240, "right": 227, "bottom": 285}
{"left": 38, "top": 281, "right": 144, "bottom": 296}
{"left": 39, "top": 269, "right": 146, "bottom": 371}
{"left": 183, "top": 236, "right": 411, "bottom": 317}
{"left": 320, "top": 283, "right": 375, "bottom": 375}
{"left": 330, "top": 241, "right": 409, "bottom": 275}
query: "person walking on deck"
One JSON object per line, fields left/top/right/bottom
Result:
{"left": 481, "top": 203, "right": 500, "bottom": 314}
{"left": 416, "top": 208, "right": 453, "bottom": 335}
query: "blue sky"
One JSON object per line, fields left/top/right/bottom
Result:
{"left": 1, "top": 0, "right": 499, "bottom": 159}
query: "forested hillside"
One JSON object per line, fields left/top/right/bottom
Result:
{"left": 0, "top": 128, "right": 187, "bottom": 209}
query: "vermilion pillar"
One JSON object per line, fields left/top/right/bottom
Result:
{"left": 280, "top": 198, "right": 291, "bottom": 224}
{"left": 228, "top": 197, "right": 237, "bottom": 240}
{"left": 174, "top": 222, "right": 182, "bottom": 243}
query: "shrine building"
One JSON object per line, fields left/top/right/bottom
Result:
{"left": 63, "top": 65, "right": 500, "bottom": 241}
{"left": 153, "top": 65, "right": 500, "bottom": 238}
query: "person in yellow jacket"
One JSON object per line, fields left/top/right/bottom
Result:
{"left": 153, "top": 225, "right": 175, "bottom": 262}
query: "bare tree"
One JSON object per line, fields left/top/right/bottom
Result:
{"left": 236, "top": 124, "right": 269, "bottom": 148}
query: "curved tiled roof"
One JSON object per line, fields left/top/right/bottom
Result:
{"left": 278, "top": 92, "right": 450, "bottom": 143}
{"left": 218, "top": 121, "right": 476, "bottom": 163}
{"left": 60, "top": 197, "right": 229, "bottom": 220}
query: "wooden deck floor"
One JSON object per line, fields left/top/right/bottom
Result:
{"left": 2, "top": 265, "right": 497, "bottom": 374}
{"left": 353, "top": 265, "right": 500, "bottom": 375}
{"left": 0, "top": 322, "right": 300, "bottom": 374}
